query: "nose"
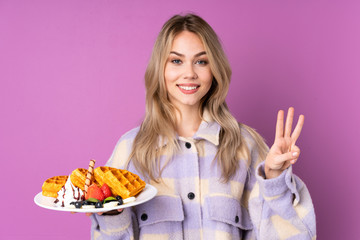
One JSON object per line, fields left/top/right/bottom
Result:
{"left": 183, "top": 63, "right": 198, "bottom": 79}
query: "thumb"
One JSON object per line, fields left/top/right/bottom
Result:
{"left": 274, "top": 151, "right": 299, "bottom": 165}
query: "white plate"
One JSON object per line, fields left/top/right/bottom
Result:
{"left": 34, "top": 184, "right": 157, "bottom": 213}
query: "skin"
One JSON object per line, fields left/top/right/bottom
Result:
{"left": 164, "top": 31, "right": 213, "bottom": 137}
{"left": 265, "top": 107, "right": 305, "bottom": 179}
{"left": 86, "top": 31, "right": 305, "bottom": 216}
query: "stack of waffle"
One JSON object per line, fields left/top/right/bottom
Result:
{"left": 41, "top": 165, "right": 146, "bottom": 199}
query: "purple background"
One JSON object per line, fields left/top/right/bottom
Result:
{"left": 1, "top": 0, "right": 359, "bottom": 239}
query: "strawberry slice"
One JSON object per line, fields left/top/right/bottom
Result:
{"left": 101, "top": 183, "right": 113, "bottom": 199}
{"left": 86, "top": 183, "right": 105, "bottom": 201}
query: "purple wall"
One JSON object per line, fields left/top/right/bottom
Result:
{"left": 1, "top": 0, "right": 359, "bottom": 239}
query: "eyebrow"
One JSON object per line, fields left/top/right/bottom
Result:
{"left": 169, "top": 51, "right": 207, "bottom": 58}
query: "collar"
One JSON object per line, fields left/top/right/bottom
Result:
{"left": 157, "top": 109, "right": 221, "bottom": 147}
{"left": 192, "top": 111, "right": 221, "bottom": 145}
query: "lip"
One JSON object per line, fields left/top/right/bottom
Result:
{"left": 176, "top": 84, "right": 200, "bottom": 94}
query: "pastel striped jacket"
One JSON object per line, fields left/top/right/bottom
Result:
{"left": 90, "top": 119, "right": 316, "bottom": 240}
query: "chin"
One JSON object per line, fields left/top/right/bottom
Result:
{"left": 181, "top": 101, "right": 200, "bottom": 107}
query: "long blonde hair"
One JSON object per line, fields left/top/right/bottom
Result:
{"left": 129, "top": 14, "right": 267, "bottom": 182}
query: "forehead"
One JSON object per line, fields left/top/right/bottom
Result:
{"left": 170, "top": 31, "right": 205, "bottom": 53}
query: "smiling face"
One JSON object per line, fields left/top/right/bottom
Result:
{"left": 164, "top": 31, "right": 213, "bottom": 112}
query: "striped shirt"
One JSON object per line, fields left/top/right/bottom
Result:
{"left": 90, "top": 118, "right": 316, "bottom": 240}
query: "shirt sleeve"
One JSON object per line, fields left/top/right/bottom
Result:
{"left": 246, "top": 146, "right": 317, "bottom": 239}
{"left": 90, "top": 209, "right": 136, "bottom": 240}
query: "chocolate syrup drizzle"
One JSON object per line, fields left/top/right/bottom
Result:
{"left": 54, "top": 184, "right": 85, "bottom": 207}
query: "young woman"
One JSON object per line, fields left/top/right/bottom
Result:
{"left": 90, "top": 14, "right": 316, "bottom": 240}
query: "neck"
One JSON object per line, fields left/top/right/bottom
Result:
{"left": 174, "top": 104, "right": 202, "bottom": 138}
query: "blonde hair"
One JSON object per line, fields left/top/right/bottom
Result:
{"left": 129, "top": 14, "right": 268, "bottom": 182}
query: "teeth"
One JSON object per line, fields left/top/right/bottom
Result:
{"left": 179, "top": 86, "right": 198, "bottom": 90}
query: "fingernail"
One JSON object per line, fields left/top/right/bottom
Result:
{"left": 292, "top": 152, "right": 298, "bottom": 157}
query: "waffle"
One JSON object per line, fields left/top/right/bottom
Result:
{"left": 98, "top": 168, "right": 146, "bottom": 199}
{"left": 70, "top": 168, "right": 88, "bottom": 190}
{"left": 94, "top": 166, "right": 117, "bottom": 187}
{"left": 42, "top": 176, "right": 68, "bottom": 198}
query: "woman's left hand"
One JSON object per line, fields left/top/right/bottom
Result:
{"left": 265, "top": 107, "right": 304, "bottom": 179}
